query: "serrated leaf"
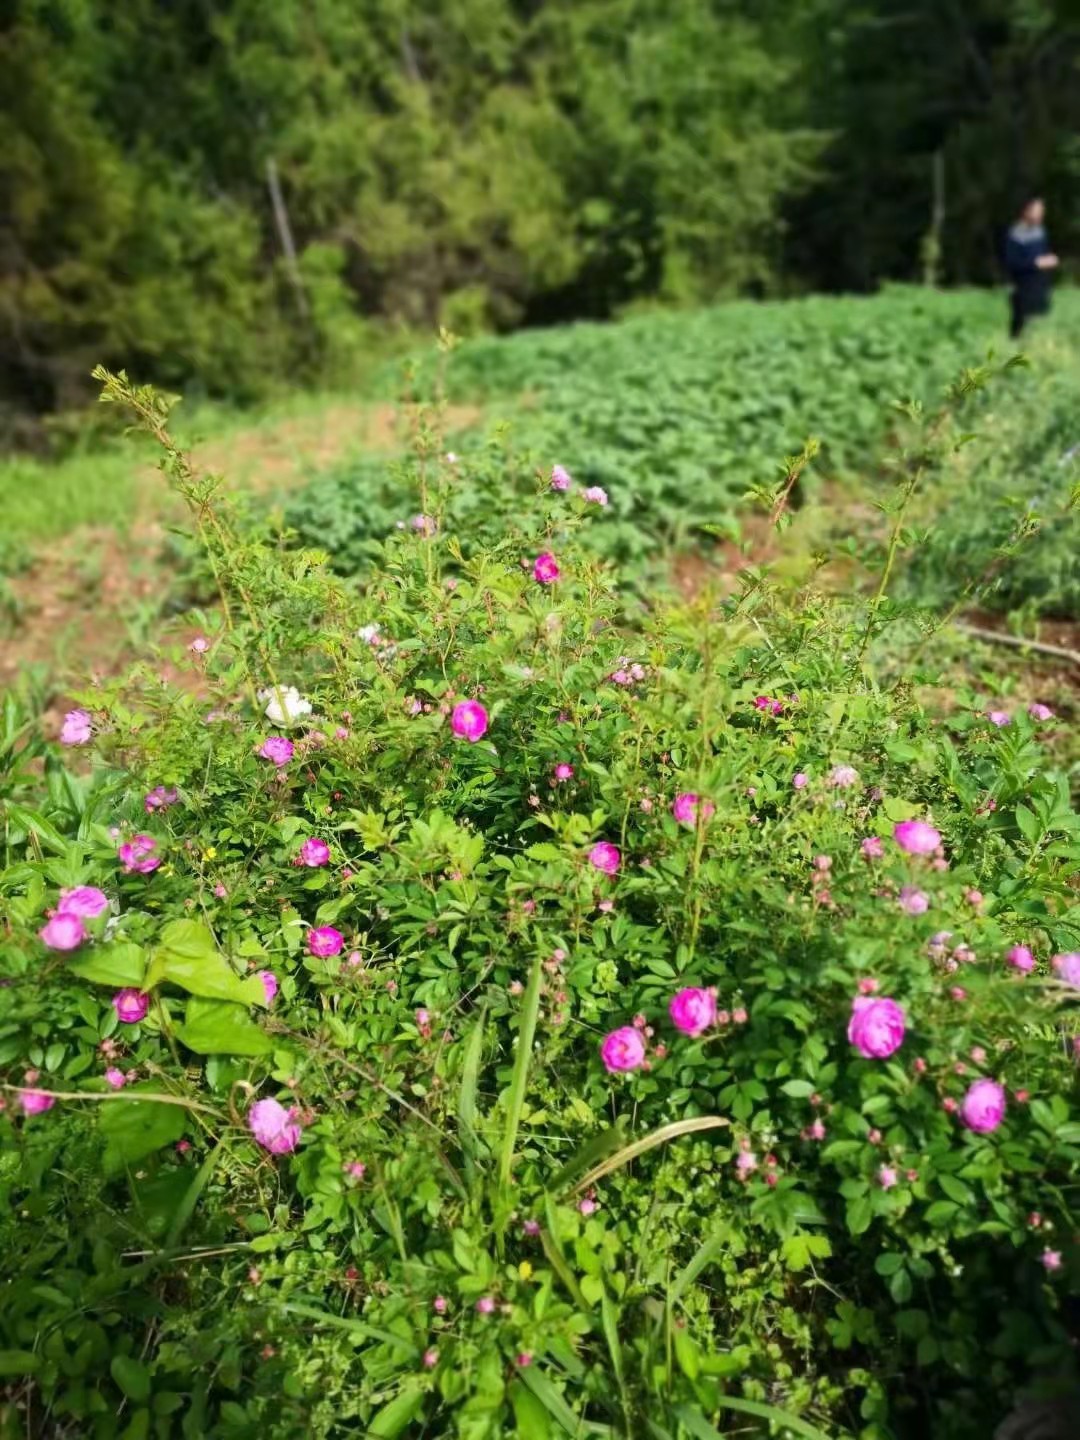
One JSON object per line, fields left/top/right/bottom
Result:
{"left": 69, "top": 943, "right": 146, "bottom": 989}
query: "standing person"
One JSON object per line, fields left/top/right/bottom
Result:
{"left": 1004, "top": 197, "right": 1058, "bottom": 339}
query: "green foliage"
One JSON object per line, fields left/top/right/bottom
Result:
{"left": 1, "top": 371, "right": 1079, "bottom": 1439}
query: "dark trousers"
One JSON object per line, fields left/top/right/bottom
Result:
{"left": 1010, "top": 292, "right": 1028, "bottom": 339}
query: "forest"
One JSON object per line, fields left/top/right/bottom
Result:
{"left": 4, "top": 0, "right": 1080, "bottom": 420}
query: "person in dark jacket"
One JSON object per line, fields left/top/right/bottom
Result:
{"left": 1005, "top": 196, "right": 1058, "bottom": 339}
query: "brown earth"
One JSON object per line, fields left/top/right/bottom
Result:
{"left": 0, "top": 400, "right": 480, "bottom": 707}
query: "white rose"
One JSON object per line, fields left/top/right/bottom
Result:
{"left": 260, "top": 686, "right": 313, "bottom": 725}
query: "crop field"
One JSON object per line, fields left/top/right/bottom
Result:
{"left": 2, "top": 287, "right": 1079, "bottom": 1440}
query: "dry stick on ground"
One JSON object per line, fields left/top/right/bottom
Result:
{"left": 955, "top": 622, "right": 1080, "bottom": 668}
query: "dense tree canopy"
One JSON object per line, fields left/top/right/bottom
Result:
{"left": 2, "top": 0, "right": 1079, "bottom": 416}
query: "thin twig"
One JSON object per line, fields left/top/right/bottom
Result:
{"left": 955, "top": 623, "right": 1080, "bottom": 667}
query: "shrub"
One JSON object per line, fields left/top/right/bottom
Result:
{"left": 1, "top": 371, "right": 1078, "bottom": 1440}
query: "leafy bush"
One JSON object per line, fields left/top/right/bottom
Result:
{"left": 286, "top": 288, "right": 1020, "bottom": 574}
{"left": 1, "top": 372, "right": 1079, "bottom": 1440}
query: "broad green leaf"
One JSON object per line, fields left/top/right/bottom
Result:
{"left": 110, "top": 1355, "right": 152, "bottom": 1403}
{"left": 176, "top": 998, "right": 274, "bottom": 1056}
{"left": 509, "top": 1379, "right": 553, "bottom": 1439}
{"left": 100, "top": 1089, "right": 186, "bottom": 1173}
{"left": 367, "top": 1383, "right": 425, "bottom": 1437}
{"left": 145, "top": 921, "right": 265, "bottom": 1005}
{"left": 0, "top": 1350, "right": 40, "bottom": 1377}
{"left": 69, "top": 943, "right": 146, "bottom": 989}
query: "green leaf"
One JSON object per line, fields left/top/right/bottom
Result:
{"left": 69, "top": 942, "right": 146, "bottom": 989}
{"left": 675, "top": 1397, "right": 835, "bottom": 1440}
{"left": 99, "top": 1090, "right": 186, "bottom": 1174}
{"left": 518, "top": 1367, "right": 585, "bottom": 1437}
{"left": 368, "top": 1383, "right": 425, "bottom": 1437}
{"left": 510, "top": 1380, "right": 553, "bottom": 1440}
{"left": 780, "top": 1079, "right": 815, "bottom": 1097}
{"left": 111, "top": 1355, "right": 152, "bottom": 1403}
{"left": 145, "top": 921, "right": 265, "bottom": 1005}
{"left": 0, "top": 1350, "right": 41, "bottom": 1377}
{"left": 176, "top": 998, "right": 274, "bottom": 1056}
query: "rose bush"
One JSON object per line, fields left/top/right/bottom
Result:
{"left": 0, "top": 371, "right": 1078, "bottom": 1439}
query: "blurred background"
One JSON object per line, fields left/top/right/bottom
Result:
{"left": 4, "top": 0, "right": 1080, "bottom": 428}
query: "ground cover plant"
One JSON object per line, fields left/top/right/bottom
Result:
{"left": 1, "top": 367, "right": 1078, "bottom": 1440}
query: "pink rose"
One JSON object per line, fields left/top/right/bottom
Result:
{"left": 600, "top": 1026, "right": 646, "bottom": 1072}
{"left": 877, "top": 1166, "right": 898, "bottom": 1190}
{"left": 451, "top": 700, "right": 488, "bottom": 743}
{"left": 39, "top": 912, "right": 86, "bottom": 951}
{"left": 298, "top": 837, "right": 331, "bottom": 867}
{"left": 258, "top": 736, "right": 295, "bottom": 767}
{"left": 58, "top": 886, "right": 109, "bottom": 919}
{"left": 792, "top": 772, "right": 809, "bottom": 790}
{"left": 1007, "top": 945, "right": 1035, "bottom": 974}
{"left": 1028, "top": 703, "right": 1054, "bottom": 721}
{"left": 550, "top": 465, "right": 571, "bottom": 491}
{"left": 898, "top": 886, "right": 929, "bottom": 916}
{"left": 118, "top": 834, "right": 161, "bottom": 874}
{"left": 113, "top": 989, "right": 149, "bottom": 1024}
{"left": 533, "top": 552, "right": 560, "bottom": 584}
{"left": 588, "top": 842, "right": 620, "bottom": 875}
{"left": 861, "top": 836, "right": 884, "bottom": 859}
{"left": 847, "top": 996, "right": 906, "bottom": 1059}
{"left": 59, "top": 709, "right": 92, "bottom": 745}
{"left": 19, "top": 1088, "right": 55, "bottom": 1115}
{"left": 672, "top": 792, "right": 715, "bottom": 827}
{"left": 104, "top": 1067, "right": 127, "bottom": 1089}
{"left": 308, "top": 926, "right": 344, "bottom": 958}
{"left": 669, "top": 987, "right": 717, "bottom": 1037}
{"left": 892, "top": 820, "right": 941, "bottom": 856}
{"left": 554, "top": 763, "right": 573, "bottom": 781}
{"left": 960, "top": 1078, "right": 1006, "bottom": 1134}
{"left": 259, "top": 971, "right": 278, "bottom": 1005}
{"left": 583, "top": 486, "right": 608, "bottom": 506}
{"left": 248, "top": 1097, "right": 303, "bottom": 1154}
{"left": 1053, "top": 953, "right": 1080, "bottom": 988}
{"left": 144, "top": 786, "right": 179, "bottom": 814}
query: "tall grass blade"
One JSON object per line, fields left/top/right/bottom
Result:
{"left": 570, "top": 1117, "right": 728, "bottom": 1194}
{"left": 499, "top": 949, "right": 544, "bottom": 1187}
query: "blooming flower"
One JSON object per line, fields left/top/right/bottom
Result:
{"left": 433, "top": 1295, "right": 448, "bottom": 1312}
{"left": 104, "top": 1067, "right": 127, "bottom": 1089}
{"left": 144, "top": 785, "right": 179, "bottom": 814}
{"left": 248, "top": 1097, "right": 303, "bottom": 1154}
{"left": 39, "top": 911, "right": 87, "bottom": 951}
{"left": 672, "top": 792, "right": 715, "bottom": 827}
{"left": 735, "top": 1151, "right": 758, "bottom": 1178}
{"left": 19, "top": 1088, "right": 55, "bottom": 1115}
{"left": 113, "top": 988, "right": 149, "bottom": 1023}
{"left": 589, "top": 842, "right": 620, "bottom": 875}
{"left": 298, "top": 837, "right": 331, "bottom": 867}
{"left": 423, "top": 1348, "right": 439, "bottom": 1369}
{"left": 344, "top": 1161, "right": 366, "bottom": 1179}
{"left": 258, "top": 735, "right": 294, "bottom": 767}
{"left": 986, "top": 709, "right": 1011, "bottom": 727}
{"left": 550, "top": 464, "right": 571, "bottom": 491}
{"left": 583, "top": 486, "right": 608, "bottom": 506}
{"left": 308, "top": 926, "right": 344, "bottom": 958}
{"left": 898, "top": 886, "right": 929, "bottom": 916}
{"left": 411, "top": 514, "right": 436, "bottom": 536}
{"left": 1041, "top": 1249, "right": 1063, "bottom": 1273}
{"left": 451, "top": 700, "right": 489, "bottom": 743}
{"left": 1028, "top": 702, "right": 1054, "bottom": 721}
{"left": 861, "top": 836, "right": 884, "bottom": 859}
{"left": 188, "top": 636, "right": 210, "bottom": 654}
{"left": 877, "top": 1166, "right": 898, "bottom": 1190}
{"left": 260, "top": 686, "right": 312, "bottom": 726}
{"left": 515, "top": 1352, "right": 533, "bottom": 1369}
{"left": 553, "top": 762, "right": 574, "bottom": 782}
{"left": 475, "top": 1296, "right": 495, "bottom": 1315}
{"left": 847, "top": 996, "right": 906, "bottom": 1059}
{"left": 960, "top": 1078, "right": 1006, "bottom": 1134}
{"left": 669, "top": 987, "right": 717, "bottom": 1037}
{"left": 57, "top": 886, "right": 109, "bottom": 919}
{"left": 533, "top": 552, "right": 560, "bottom": 584}
{"left": 600, "top": 1026, "right": 646, "bottom": 1072}
{"left": 793, "top": 772, "right": 809, "bottom": 790}
{"left": 892, "top": 819, "right": 941, "bottom": 856}
{"left": 578, "top": 1196, "right": 597, "bottom": 1216}
{"left": 754, "top": 696, "right": 784, "bottom": 716}
{"left": 118, "top": 834, "right": 161, "bottom": 874}
{"left": 1053, "top": 953, "right": 1080, "bottom": 988}
{"left": 259, "top": 971, "right": 278, "bottom": 1006}
{"left": 60, "top": 709, "right": 92, "bottom": 745}
{"left": 828, "top": 764, "right": 859, "bottom": 788}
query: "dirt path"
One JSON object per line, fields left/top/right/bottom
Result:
{"left": 0, "top": 400, "right": 479, "bottom": 695}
